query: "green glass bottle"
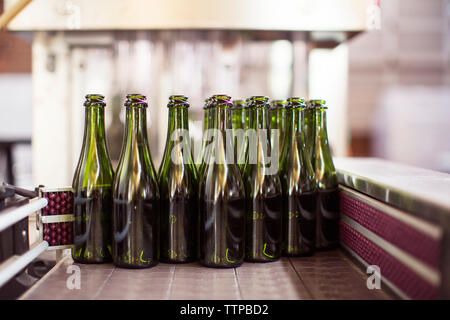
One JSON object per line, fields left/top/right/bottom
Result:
{"left": 199, "top": 94, "right": 246, "bottom": 268}
{"left": 158, "top": 95, "right": 198, "bottom": 263}
{"left": 280, "top": 97, "right": 317, "bottom": 256}
{"left": 305, "top": 100, "right": 318, "bottom": 170}
{"left": 72, "top": 94, "right": 114, "bottom": 263}
{"left": 231, "top": 99, "right": 246, "bottom": 168}
{"left": 313, "top": 100, "right": 339, "bottom": 250}
{"left": 242, "top": 96, "right": 283, "bottom": 262}
{"left": 198, "top": 97, "right": 213, "bottom": 179}
{"left": 112, "top": 94, "right": 160, "bottom": 268}
{"left": 270, "top": 99, "right": 287, "bottom": 171}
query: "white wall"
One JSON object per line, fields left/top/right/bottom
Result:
{"left": 0, "top": 74, "right": 33, "bottom": 187}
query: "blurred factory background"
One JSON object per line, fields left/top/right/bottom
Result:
{"left": 0, "top": 0, "right": 449, "bottom": 189}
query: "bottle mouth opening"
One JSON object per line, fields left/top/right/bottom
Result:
{"left": 124, "top": 94, "right": 148, "bottom": 107}
{"left": 249, "top": 96, "right": 269, "bottom": 108}
{"left": 169, "top": 95, "right": 188, "bottom": 101}
{"left": 231, "top": 100, "right": 246, "bottom": 109}
{"left": 211, "top": 94, "right": 233, "bottom": 108}
{"left": 286, "top": 97, "right": 306, "bottom": 108}
{"left": 84, "top": 94, "right": 106, "bottom": 107}
{"left": 308, "top": 99, "right": 327, "bottom": 109}
{"left": 250, "top": 96, "right": 269, "bottom": 102}
{"left": 271, "top": 100, "right": 287, "bottom": 108}
{"left": 212, "top": 94, "right": 232, "bottom": 101}
{"left": 168, "top": 95, "right": 189, "bottom": 108}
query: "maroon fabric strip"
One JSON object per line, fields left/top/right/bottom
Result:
{"left": 340, "top": 192, "right": 441, "bottom": 269}
{"left": 340, "top": 221, "right": 438, "bottom": 300}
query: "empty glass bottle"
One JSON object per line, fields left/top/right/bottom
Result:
{"left": 72, "top": 94, "right": 114, "bottom": 263}
{"left": 158, "top": 95, "right": 198, "bottom": 263}
{"left": 313, "top": 100, "right": 339, "bottom": 250}
{"left": 280, "top": 97, "right": 317, "bottom": 256}
{"left": 112, "top": 94, "right": 160, "bottom": 268}
{"left": 199, "top": 94, "right": 246, "bottom": 268}
{"left": 242, "top": 96, "right": 283, "bottom": 262}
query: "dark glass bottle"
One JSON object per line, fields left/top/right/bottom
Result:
{"left": 242, "top": 96, "right": 283, "bottom": 262}
{"left": 72, "top": 94, "right": 114, "bottom": 263}
{"left": 199, "top": 95, "right": 246, "bottom": 268}
{"left": 112, "top": 94, "right": 160, "bottom": 268}
{"left": 270, "top": 100, "right": 287, "bottom": 171}
{"left": 313, "top": 100, "right": 339, "bottom": 250}
{"left": 279, "top": 97, "right": 317, "bottom": 256}
{"left": 158, "top": 95, "right": 198, "bottom": 263}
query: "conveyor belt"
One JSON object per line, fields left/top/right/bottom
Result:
{"left": 20, "top": 250, "right": 392, "bottom": 300}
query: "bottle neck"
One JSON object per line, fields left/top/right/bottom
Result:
{"left": 231, "top": 109, "right": 243, "bottom": 130}
{"left": 163, "top": 106, "right": 191, "bottom": 152}
{"left": 281, "top": 107, "right": 302, "bottom": 167}
{"left": 285, "top": 107, "right": 301, "bottom": 138}
{"left": 167, "top": 106, "right": 189, "bottom": 133}
{"left": 252, "top": 107, "right": 269, "bottom": 130}
{"left": 123, "top": 106, "right": 149, "bottom": 147}
{"left": 316, "top": 108, "right": 328, "bottom": 139}
{"left": 213, "top": 106, "right": 231, "bottom": 132}
{"left": 250, "top": 107, "right": 275, "bottom": 169}
{"left": 203, "top": 108, "right": 211, "bottom": 130}
{"left": 280, "top": 106, "right": 316, "bottom": 190}
{"left": 83, "top": 106, "right": 109, "bottom": 153}
{"left": 160, "top": 106, "right": 196, "bottom": 170}
{"left": 315, "top": 107, "right": 337, "bottom": 188}
{"left": 210, "top": 106, "right": 233, "bottom": 165}
{"left": 242, "top": 108, "right": 252, "bottom": 130}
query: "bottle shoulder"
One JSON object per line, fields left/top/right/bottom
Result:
{"left": 158, "top": 164, "right": 198, "bottom": 197}
{"left": 114, "top": 154, "right": 159, "bottom": 198}
{"left": 200, "top": 164, "right": 245, "bottom": 199}
{"left": 243, "top": 165, "right": 282, "bottom": 196}
{"left": 113, "top": 172, "right": 159, "bottom": 200}
{"left": 280, "top": 157, "right": 316, "bottom": 193}
{"left": 72, "top": 159, "right": 114, "bottom": 191}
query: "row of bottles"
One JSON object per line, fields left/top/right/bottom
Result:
{"left": 71, "top": 93, "right": 338, "bottom": 268}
